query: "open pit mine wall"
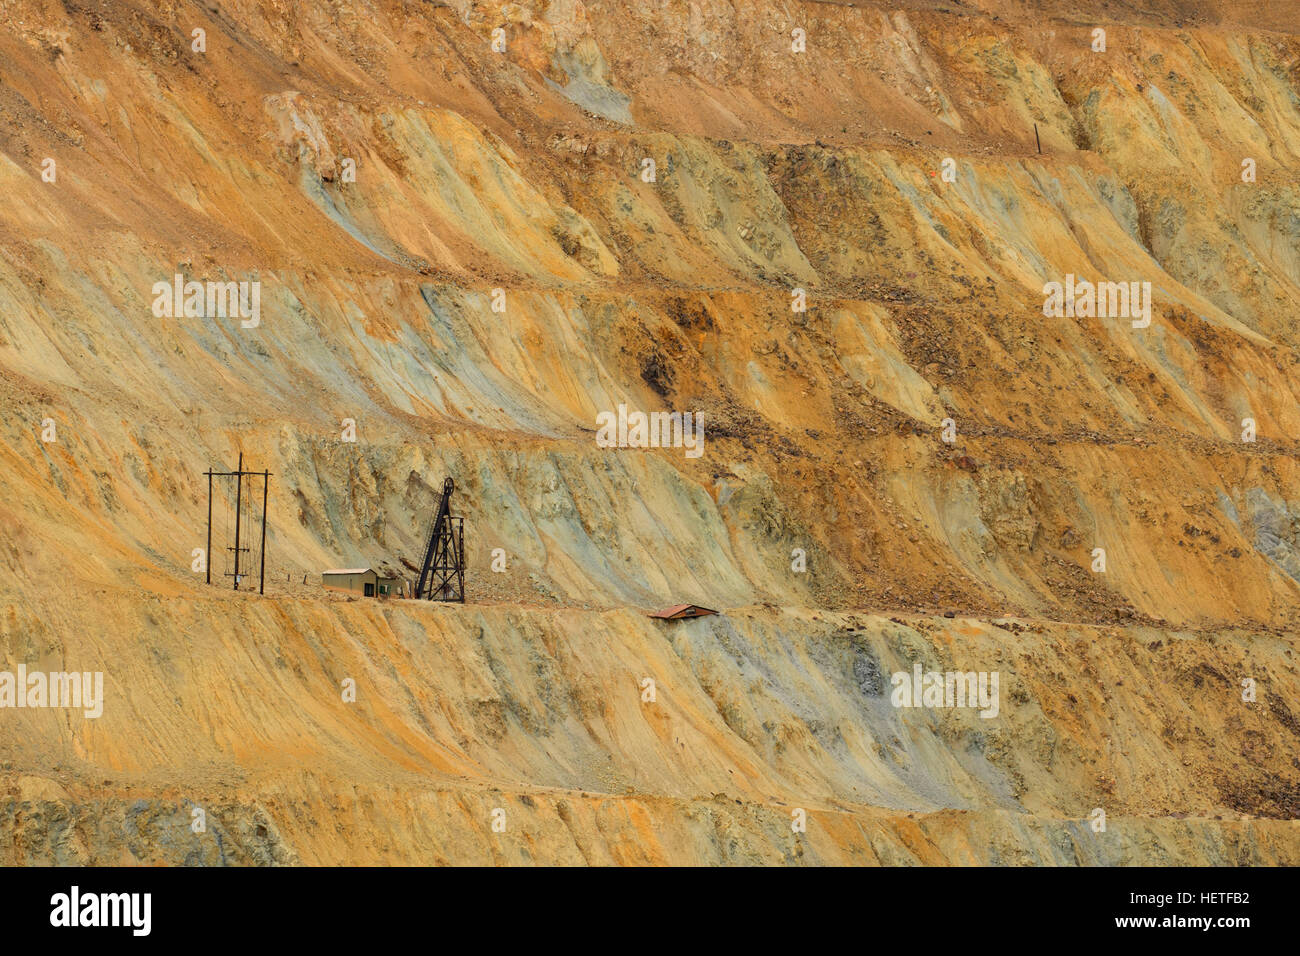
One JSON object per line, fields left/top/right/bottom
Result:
{"left": 0, "top": 0, "right": 1298, "bottom": 863}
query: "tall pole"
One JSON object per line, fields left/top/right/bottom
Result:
{"left": 205, "top": 468, "right": 212, "bottom": 585}
{"left": 232, "top": 452, "right": 243, "bottom": 590}
{"left": 259, "top": 469, "right": 268, "bottom": 595}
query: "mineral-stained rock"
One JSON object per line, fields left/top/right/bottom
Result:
{"left": 0, "top": 0, "right": 1297, "bottom": 865}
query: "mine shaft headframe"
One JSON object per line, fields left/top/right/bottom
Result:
{"left": 415, "top": 476, "right": 465, "bottom": 603}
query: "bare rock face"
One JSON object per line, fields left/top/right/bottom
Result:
{"left": 0, "top": 0, "right": 1298, "bottom": 864}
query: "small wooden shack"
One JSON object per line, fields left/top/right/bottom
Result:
{"left": 647, "top": 604, "right": 718, "bottom": 621}
{"left": 321, "top": 567, "right": 403, "bottom": 599}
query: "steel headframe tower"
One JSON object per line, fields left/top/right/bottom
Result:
{"left": 415, "top": 476, "right": 465, "bottom": 602}
{"left": 204, "top": 452, "right": 271, "bottom": 595}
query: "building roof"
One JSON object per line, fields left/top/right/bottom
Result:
{"left": 647, "top": 604, "right": 719, "bottom": 620}
{"left": 323, "top": 567, "right": 404, "bottom": 579}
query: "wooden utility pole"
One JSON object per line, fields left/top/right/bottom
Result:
{"left": 206, "top": 468, "right": 213, "bottom": 585}
{"left": 259, "top": 468, "right": 269, "bottom": 596}
{"left": 232, "top": 452, "right": 243, "bottom": 589}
